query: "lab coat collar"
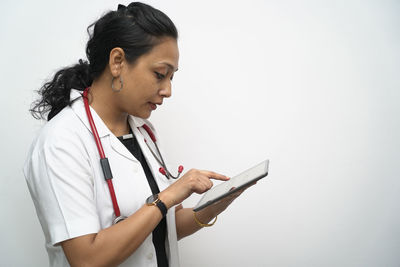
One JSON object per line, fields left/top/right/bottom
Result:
{"left": 70, "top": 89, "right": 147, "bottom": 138}
{"left": 128, "top": 115, "right": 146, "bottom": 129}
{"left": 70, "top": 89, "right": 110, "bottom": 138}
{"left": 70, "top": 89, "right": 148, "bottom": 162}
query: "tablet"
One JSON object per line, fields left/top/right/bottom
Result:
{"left": 193, "top": 159, "right": 269, "bottom": 212}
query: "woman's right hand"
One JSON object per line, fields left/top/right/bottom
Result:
{"left": 159, "top": 169, "right": 230, "bottom": 209}
{"left": 61, "top": 169, "right": 228, "bottom": 266}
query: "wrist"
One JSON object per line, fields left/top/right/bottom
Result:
{"left": 194, "top": 208, "right": 217, "bottom": 224}
{"left": 158, "top": 190, "right": 176, "bottom": 209}
{"left": 146, "top": 194, "right": 168, "bottom": 217}
{"left": 193, "top": 209, "right": 218, "bottom": 228}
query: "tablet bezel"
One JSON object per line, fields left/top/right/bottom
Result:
{"left": 193, "top": 159, "right": 269, "bottom": 212}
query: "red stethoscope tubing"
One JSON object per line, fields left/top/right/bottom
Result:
{"left": 82, "top": 87, "right": 183, "bottom": 222}
{"left": 83, "top": 88, "right": 121, "bottom": 218}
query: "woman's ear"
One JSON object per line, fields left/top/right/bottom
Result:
{"left": 108, "top": 47, "right": 125, "bottom": 77}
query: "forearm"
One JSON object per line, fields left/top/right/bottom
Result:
{"left": 175, "top": 205, "right": 217, "bottom": 240}
{"left": 95, "top": 205, "right": 163, "bottom": 266}
{"left": 61, "top": 168, "right": 231, "bottom": 266}
{"left": 62, "top": 204, "right": 163, "bottom": 267}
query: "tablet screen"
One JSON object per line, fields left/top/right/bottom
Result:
{"left": 193, "top": 159, "right": 269, "bottom": 211}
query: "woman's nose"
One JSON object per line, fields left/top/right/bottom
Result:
{"left": 160, "top": 81, "right": 172, "bottom": 98}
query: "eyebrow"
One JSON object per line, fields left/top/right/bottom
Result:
{"left": 158, "top": 62, "right": 179, "bottom": 72}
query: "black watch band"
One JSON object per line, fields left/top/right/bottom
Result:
{"left": 155, "top": 199, "right": 168, "bottom": 217}
{"left": 146, "top": 194, "right": 168, "bottom": 218}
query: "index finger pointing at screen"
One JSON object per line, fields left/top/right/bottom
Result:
{"left": 201, "top": 170, "right": 230, "bottom": 181}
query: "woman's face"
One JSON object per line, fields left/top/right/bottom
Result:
{"left": 117, "top": 37, "right": 179, "bottom": 119}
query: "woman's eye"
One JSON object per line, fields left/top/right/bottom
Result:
{"left": 155, "top": 72, "right": 165, "bottom": 80}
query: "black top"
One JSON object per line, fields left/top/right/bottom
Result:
{"left": 117, "top": 129, "right": 169, "bottom": 267}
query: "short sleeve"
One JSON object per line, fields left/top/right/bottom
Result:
{"left": 24, "top": 136, "right": 101, "bottom": 246}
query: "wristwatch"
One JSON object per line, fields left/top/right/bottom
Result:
{"left": 146, "top": 194, "right": 168, "bottom": 218}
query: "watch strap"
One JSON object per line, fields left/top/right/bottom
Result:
{"left": 155, "top": 199, "right": 168, "bottom": 218}
{"left": 146, "top": 194, "right": 168, "bottom": 218}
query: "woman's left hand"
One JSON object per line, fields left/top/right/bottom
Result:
{"left": 203, "top": 182, "right": 257, "bottom": 218}
{"left": 175, "top": 181, "right": 257, "bottom": 239}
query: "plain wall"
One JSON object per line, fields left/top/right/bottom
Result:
{"left": 1, "top": 0, "right": 399, "bottom": 266}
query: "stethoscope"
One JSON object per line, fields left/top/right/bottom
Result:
{"left": 82, "top": 87, "right": 183, "bottom": 223}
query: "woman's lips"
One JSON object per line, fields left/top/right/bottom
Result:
{"left": 149, "top": 103, "right": 157, "bottom": 110}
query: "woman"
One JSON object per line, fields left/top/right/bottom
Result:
{"left": 24, "top": 2, "right": 248, "bottom": 267}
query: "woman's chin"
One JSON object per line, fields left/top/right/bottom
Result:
{"left": 134, "top": 110, "right": 152, "bottom": 119}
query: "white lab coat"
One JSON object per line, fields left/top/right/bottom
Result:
{"left": 23, "top": 89, "right": 180, "bottom": 267}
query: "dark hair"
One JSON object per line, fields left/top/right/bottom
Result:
{"left": 30, "top": 2, "right": 178, "bottom": 120}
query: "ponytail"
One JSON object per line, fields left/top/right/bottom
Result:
{"left": 30, "top": 59, "right": 92, "bottom": 120}
{"left": 30, "top": 2, "right": 178, "bottom": 121}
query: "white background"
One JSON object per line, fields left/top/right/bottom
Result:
{"left": 1, "top": 0, "right": 399, "bottom": 266}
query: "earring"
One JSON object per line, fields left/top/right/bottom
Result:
{"left": 111, "top": 76, "right": 123, "bottom": 92}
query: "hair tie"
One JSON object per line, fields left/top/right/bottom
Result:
{"left": 117, "top": 4, "right": 127, "bottom": 11}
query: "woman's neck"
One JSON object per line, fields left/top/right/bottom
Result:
{"left": 88, "top": 80, "right": 130, "bottom": 137}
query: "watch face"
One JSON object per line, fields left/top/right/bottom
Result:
{"left": 146, "top": 194, "right": 159, "bottom": 204}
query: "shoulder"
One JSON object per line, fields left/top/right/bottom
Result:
{"left": 30, "top": 106, "right": 90, "bottom": 157}
{"left": 23, "top": 105, "right": 94, "bottom": 185}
